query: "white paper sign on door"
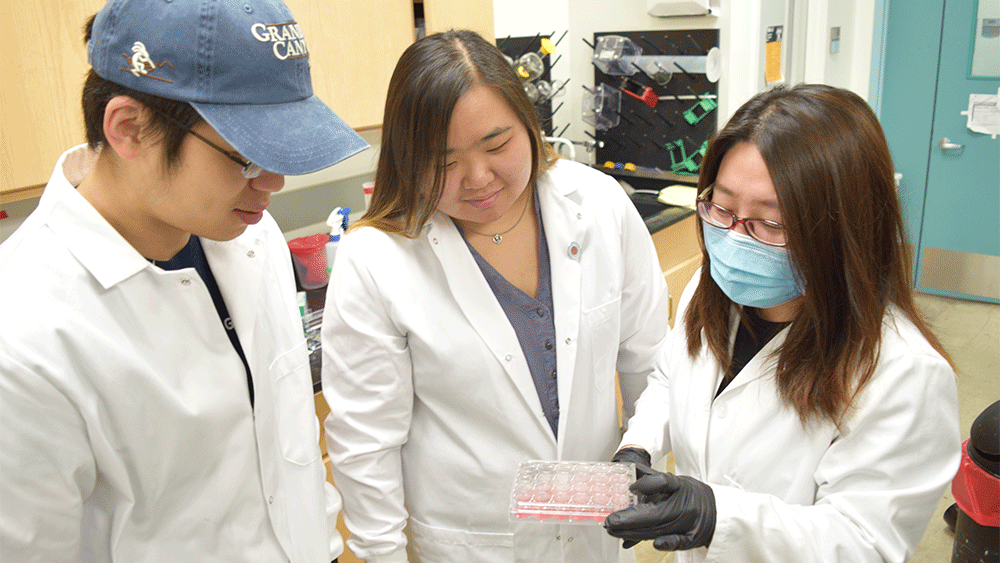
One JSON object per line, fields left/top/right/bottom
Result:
{"left": 961, "top": 90, "right": 1000, "bottom": 138}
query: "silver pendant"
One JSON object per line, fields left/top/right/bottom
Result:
{"left": 492, "top": 234, "right": 503, "bottom": 244}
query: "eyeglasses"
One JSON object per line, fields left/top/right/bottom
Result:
{"left": 150, "top": 109, "right": 264, "bottom": 179}
{"left": 697, "top": 186, "right": 787, "bottom": 246}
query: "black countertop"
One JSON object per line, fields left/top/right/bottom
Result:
{"left": 630, "top": 191, "right": 696, "bottom": 234}
{"left": 594, "top": 164, "right": 698, "bottom": 234}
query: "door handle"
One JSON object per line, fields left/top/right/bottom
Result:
{"left": 938, "top": 137, "right": 964, "bottom": 150}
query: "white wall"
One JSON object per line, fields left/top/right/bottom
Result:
{"left": 804, "top": 0, "right": 875, "bottom": 99}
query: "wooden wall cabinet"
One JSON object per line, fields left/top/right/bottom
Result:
{"left": 421, "top": 0, "right": 494, "bottom": 42}
{"left": 0, "top": 0, "right": 107, "bottom": 203}
{"left": 284, "top": 0, "right": 416, "bottom": 132}
{"left": 0, "top": 0, "right": 493, "bottom": 204}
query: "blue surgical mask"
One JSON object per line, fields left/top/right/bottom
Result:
{"left": 703, "top": 223, "right": 803, "bottom": 309}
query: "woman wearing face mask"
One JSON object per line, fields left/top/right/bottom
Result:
{"left": 603, "top": 84, "right": 961, "bottom": 563}
{"left": 321, "top": 30, "right": 669, "bottom": 563}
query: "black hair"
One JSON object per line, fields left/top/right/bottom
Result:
{"left": 81, "top": 14, "right": 201, "bottom": 167}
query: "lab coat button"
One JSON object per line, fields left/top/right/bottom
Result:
{"left": 716, "top": 404, "right": 728, "bottom": 418}
{"left": 577, "top": 213, "right": 582, "bottom": 220}
{"left": 181, "top": 278, "right": 191, "bottom": 286}
{"left": 567, "top": 536, "right": 574, "bottom": 543}
{"left": 567, "top": 242, "right": 580, "bottom": 258}
{"left": 432, "top": 238, "right": 439, "bottom": 245}
{"left": 268, "top": 496, "right": 274, "bottom": 504}
{"left": 246, "top": 250, "right": 255, "bottom": 258}
{"left": 564, "top": 337, "right": 571, "bottom": 345}
{"left": 505, "top": 354, "right": 512, "bottom": 361}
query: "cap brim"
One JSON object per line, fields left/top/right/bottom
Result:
{"left": 191, "top": 96, "right": 369, "bottom": 176}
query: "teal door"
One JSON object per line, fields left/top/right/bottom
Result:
{"left": 881, "top": 0, "right": 999, "bottom": 303}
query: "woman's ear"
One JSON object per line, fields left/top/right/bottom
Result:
{"left": 102, "top": 96, "right": 153, "bottom": 160}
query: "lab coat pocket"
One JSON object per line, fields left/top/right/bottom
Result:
{"left": 272, "top": 342, "right": 320, "bottom": 466}
{"left": 583, "top": 297, "right": 621, "bottom": 394}
{"left": 408, "top": 517, "right": 514, "bottom": 563}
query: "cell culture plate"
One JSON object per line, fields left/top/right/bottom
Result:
{"left": 509, "top": 460, "right": 637, "bottom": 524}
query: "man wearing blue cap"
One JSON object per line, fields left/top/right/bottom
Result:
{"left": 0, "top": 1, "right": 368, "bottom": 561}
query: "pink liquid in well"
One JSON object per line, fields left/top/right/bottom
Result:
{"left": 591, "top": 472, "right": 612, "bottom": 484}
{"left": 591, "top": 492, "right": 611, "bottom": 505}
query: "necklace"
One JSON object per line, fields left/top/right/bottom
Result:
{"left": 464, "top": 192, "right": 531, "bottom": 244}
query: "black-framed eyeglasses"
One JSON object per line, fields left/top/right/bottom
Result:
{"left": 697, "top": 186, "right": 787, "bottom": 246}
{"left": 150, "top": 109, "right": 264, "bottom": 179}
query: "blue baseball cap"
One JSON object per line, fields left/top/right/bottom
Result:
{"left": 87, "top": 0, "right": 369, "bottom": 175}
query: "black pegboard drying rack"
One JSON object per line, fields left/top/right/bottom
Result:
{"left": 497, "top": 34, "right": 568, "bottom": 138}
{"left": 589, "top": 29, "right": 719, "bottom": 185}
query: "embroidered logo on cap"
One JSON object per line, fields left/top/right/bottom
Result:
{"left": 119, "top": 41, "right": 175, "bottom": 83}
{"left": 250, "top": 21, "right": 308, "bottom": 60}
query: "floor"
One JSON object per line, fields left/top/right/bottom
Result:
{"left": 633, "top": 292, "right": 999, "bottom": 563}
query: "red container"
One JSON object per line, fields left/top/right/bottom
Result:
{"left": 288, "top": 234, "right": 329, "bottom": 289}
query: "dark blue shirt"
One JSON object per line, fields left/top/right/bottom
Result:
{"left": 152, "top": 235, "right": 254, "bottom": 408}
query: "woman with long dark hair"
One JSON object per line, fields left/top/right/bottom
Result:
{"left": 605, "top": 84, "right": 960, "bottom": 563}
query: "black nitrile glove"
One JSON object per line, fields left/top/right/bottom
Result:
{"left": 611, "top": 447, "right": 654, "bottom": 479}
{"left": 609, "top": 447, "right": 655, "bottom": 549}
{"left": 603, "top": 471, "right": 716, "bottom": 552}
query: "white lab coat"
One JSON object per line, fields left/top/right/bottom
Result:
{"left": 321, "top": 159, "right": 669, "bottom": 563}
{"left": 621, "top": 270, "right": 961, "bottom": 563}
{"left": 0, "top": 146, "right": 340, "bottom": 562}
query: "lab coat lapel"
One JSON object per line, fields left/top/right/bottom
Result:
{"left": 684, "top": 310, "right": 740, "bottom": 478}
{"left": 201, "top": 233, "right": 265, "bottom": 370}
{"left": 695, "top": 311, "right": 788, "bottom": 477}
{"left": 719, "top": 312, "right": 790, "bottom": 396}
{"left": 536, "top": 174, "right": 584, "bottom": 448}
{"left": 425, "top": 213, "right": 553, "bottom": 440}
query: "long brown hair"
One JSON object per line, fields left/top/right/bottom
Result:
{"left": 356, "top": 29, "right": 557, "bottom": 237}
{"left": 685, "top": 84, "right": 952, "bottom": 426}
